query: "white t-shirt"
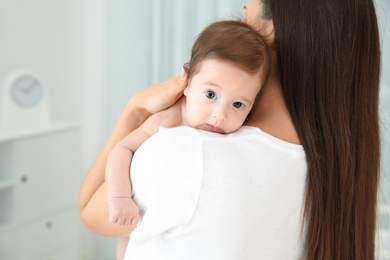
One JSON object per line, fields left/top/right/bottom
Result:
{"left": 125, "top": 126, "right": 307, "bottom": 260}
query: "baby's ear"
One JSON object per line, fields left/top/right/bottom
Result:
{"left": 184, "top": 86, "right": 189, "bottom": 96}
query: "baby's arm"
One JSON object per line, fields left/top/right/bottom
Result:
{"left": 105, "top": 107, "right": 181, "bottom": 226}
{"left": 105, "top": 118, "right": 156, "bottom": 226}
{"left": 78, "top": 70, "right": 188, "bottom": 237}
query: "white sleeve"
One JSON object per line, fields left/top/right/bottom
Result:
{"left": 129, "top": 126, "right": 203, "bottom": 244}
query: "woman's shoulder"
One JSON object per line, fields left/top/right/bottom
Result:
{"left": 133, "top": 126, "right": 206, "bottom": 172}
{"left": 130, "top": 126, "right": 204, "bottom": 244}
{"left": 161, "top": 125, "right": 262, "bottom": 135}
{"left": 155, "top": 126, "right": 304, "bottom": 155}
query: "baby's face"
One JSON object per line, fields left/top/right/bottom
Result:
{"left": 184, "top": 59, "right": 262, "bottom": 134}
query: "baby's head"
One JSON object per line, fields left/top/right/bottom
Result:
{"left": 184, "top": 20, "right": 271, "bottom": 134}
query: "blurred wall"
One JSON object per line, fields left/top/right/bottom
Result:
{"left": 0, "top": 0, "right": 83, "bottom": 122}
{"left": 0, "top": 0, "right": 388, "bottom": 259}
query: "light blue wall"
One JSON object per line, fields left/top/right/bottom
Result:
{"left": 376, "top": 1, "right": 390, "bottom": 256}
{"left": 1, "top": 0, "right": 387, "bottom": 258}
{"left": 378, "top": 1, "right": 390, "bottom": 87}
{"left": 0, "top": 0, "right": 83, "bottom": 122}
{"left": 377, "top": 1, "right": 390, "bottom": 196}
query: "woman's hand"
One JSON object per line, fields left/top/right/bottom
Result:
{"left": 129, "top": 67, "right": 189, "bottom": 115}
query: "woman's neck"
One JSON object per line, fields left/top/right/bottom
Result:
{"left": 244, "top": 75, "right": 301, "bottom": 144}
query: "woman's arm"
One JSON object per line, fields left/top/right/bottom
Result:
{"left": 78, "top": 69, "right": 188, "bottom": 237}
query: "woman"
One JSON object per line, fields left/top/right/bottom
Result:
{"left": 79, "top": 0, "right": 381, "bottom": 259}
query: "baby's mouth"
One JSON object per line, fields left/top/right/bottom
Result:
{"left": 205, "top": 124, "right": 223, "bottom": 133}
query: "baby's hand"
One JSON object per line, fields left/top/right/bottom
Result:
{"left": 108, "top": 198, "right": 140, "bottom": 226}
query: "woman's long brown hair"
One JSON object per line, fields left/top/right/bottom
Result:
{"left": 261, "top": 0, "right": 381, "bottom": 259}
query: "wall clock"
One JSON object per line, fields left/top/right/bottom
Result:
{"left": 1, "top": 70, "right": 51, "bottom": 127}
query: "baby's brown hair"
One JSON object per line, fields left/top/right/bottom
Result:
{"left": 186, "top": 20, "right": 271, "bottom": 88}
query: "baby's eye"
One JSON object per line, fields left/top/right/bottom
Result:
{"left": 233, "top": 102, "right": 245, "bottom": 109}
{"left": 205, "top": 90, "right": 216, "bottom": 99}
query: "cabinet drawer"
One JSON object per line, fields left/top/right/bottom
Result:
{"left": 12, "top": 129, "right": 81, "bottom": 223}
{"left": 16, "top": 209, "right": 79, "bottom": 260}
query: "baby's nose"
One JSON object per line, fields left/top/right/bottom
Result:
{"left": 212, "top": 107, "right": 227, "bottom": 121}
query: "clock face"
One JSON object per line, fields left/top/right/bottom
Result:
{"left": 11, "top": 75, "right": 44, "bottom": 108}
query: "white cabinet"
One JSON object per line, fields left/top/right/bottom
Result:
{"left": 0, "top": 122, "right": 81, "bottom": 260}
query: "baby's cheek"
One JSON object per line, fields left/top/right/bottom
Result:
{"left": 185, "top": 113, "right": 200, "bottom": 128}
{"left": 229, "top": 116, "right": 248, "bottom": 132}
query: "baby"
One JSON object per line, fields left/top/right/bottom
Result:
{"left": 105, "top": 20, "right": 271, "bottom": 259}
